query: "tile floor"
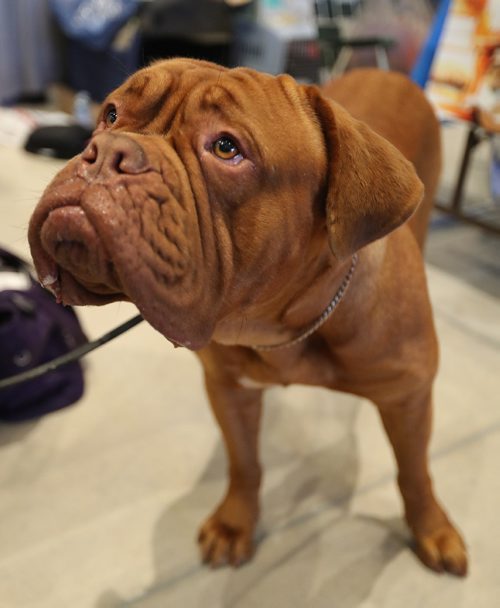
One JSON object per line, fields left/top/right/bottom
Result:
{"left": 0, "top": 121, "right": 499, "bottom": 608}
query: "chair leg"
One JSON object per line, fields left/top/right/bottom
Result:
{"left": 451, "top": 123, "right": 482, "bottom": 211}
{"left": 331, "top": 46, "right": 353, "bottom": 76}
{"left": 374, "top": 44, "right": 390, "bottom": 70}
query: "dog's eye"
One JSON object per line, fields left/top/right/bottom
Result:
{"left": 212, "top": 136, "right": 241, "bottom": 161}
{"left": 105, "top": 105, "right": 118, "bottom": 127}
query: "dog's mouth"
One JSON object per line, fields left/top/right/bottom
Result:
{"left": 36, "top": 204, "right": 124, "bottom": 305}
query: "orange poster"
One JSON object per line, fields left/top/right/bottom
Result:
{"left": 427, "top": 0, "right": 500, "bottom": 120}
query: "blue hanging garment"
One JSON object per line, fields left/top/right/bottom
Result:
{"left": 50, "top": 0, "right": 139, "bottom": 51}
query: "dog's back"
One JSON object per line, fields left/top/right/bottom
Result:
{"left": 322, "top": 68, "right": 441, "bottom": 249}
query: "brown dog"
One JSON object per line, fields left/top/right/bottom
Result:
{"left": 28, "top": 59, "right": 467, "bottom": 576}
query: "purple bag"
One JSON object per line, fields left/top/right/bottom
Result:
{"left": 0, "top": 248, "right": 87, "bottom": 422}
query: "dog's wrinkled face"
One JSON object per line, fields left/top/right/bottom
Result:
{"left": 29, "top": 58, "right": 422, "bottom": 349}
{"left": 29, "top": 59, "right": 327, "bottom": 348}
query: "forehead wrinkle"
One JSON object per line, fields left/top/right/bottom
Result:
{"left": 121, "top": 70, "right": 168, "bottom": 108}
{"left": 122, "top": 69, "right": 192, "bottom": 134}
{"left": 228, "top": 70, "right": 298, "bottom": 124}
{"left": 196, "top": 68, "right": 272, "bottom": 122}
{"left": 140, "top": 86, "right": 172, "bottom": 126}
{"left": 213, "top": 83, "right": 246, "bottom": 113}
{"left": 123, "top": 73, "right": 151, "bottom": 97}
{"left": 198, "top": 84, "right": 245, "bottom": 118}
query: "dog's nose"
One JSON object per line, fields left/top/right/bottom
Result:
{"left": 80, "top": 133, "right": 150, "bottom": 179}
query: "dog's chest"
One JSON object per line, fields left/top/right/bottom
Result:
{"left": 226, "top": 343, "right": 339, "bottom": 390}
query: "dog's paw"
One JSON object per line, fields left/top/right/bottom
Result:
{"left": 197, "top": 496, "right": 258, "bottom": 568}
{"left": 414, "top": 523, "right": 468, "bottom": 577}
{"left": 198, "top": 516, "right": 254, "bottom": 568}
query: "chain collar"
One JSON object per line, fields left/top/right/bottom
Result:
{"left": 251, "top": 253, "right": 359, "bottom": 352}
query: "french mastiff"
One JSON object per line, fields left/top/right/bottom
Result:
{"left": 29, "top": 59, "right": 467, "bottom": 576}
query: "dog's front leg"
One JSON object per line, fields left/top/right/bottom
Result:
{"left": 376, "top": 388, "right": 467, "bottom": 576}
{"left": 198, "top": 371, "right": 263, "bottom": 568}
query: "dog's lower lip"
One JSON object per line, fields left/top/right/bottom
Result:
{"left": 42, "top": 206, "right": 98, "bottom": 270}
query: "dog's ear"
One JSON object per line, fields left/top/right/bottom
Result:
{"left": 305, "top": 85, "right": 424, "bottom": 260}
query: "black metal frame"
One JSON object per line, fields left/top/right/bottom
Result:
{"left": 434, "top": 120, "right": 500, "bottom": 235}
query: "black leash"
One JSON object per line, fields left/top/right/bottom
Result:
{"left": 0, "top": 314, "right": 144, "bottom": 390}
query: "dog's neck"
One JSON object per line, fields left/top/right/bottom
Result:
{"left": 211, "top": 252, "right": 359, "bottom": 350}
{"left": 250, "top": 254, "right": 358, "bottom": 351}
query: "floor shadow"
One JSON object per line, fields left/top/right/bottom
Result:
{"left": 0, "top": 420, "right": 38, "bottom": 447}
{"left": 307, "top": 515, "right": 409, "bottom": 608}
{"left": 96, "top": 389, "right": 407, "bottom": 607}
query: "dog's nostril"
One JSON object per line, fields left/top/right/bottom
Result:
{"left": 82, "top": 142, "right": 98, "bottom": 164}
{"left": 113, "top": 151, "right": 126, "bottom": 174}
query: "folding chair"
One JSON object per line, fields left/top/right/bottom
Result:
{"left": 315, "top": 0, "right": 395, "bottom": 77}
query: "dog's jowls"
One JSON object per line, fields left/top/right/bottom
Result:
{"left": 28, "top": 59, "right": 467, "bottom": 576}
